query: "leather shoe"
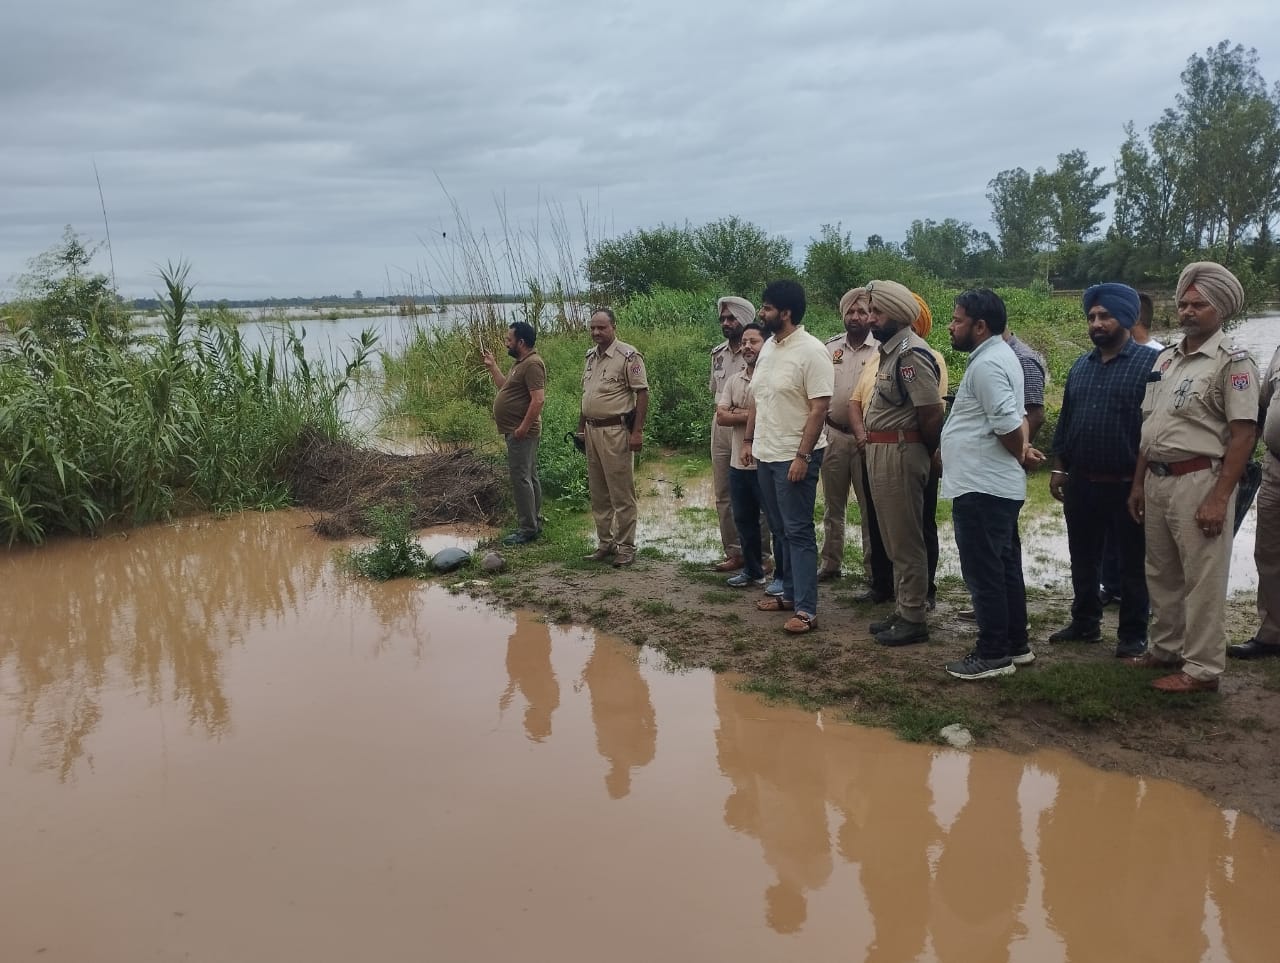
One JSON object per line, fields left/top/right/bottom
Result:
{"left": 874, "top": 620, "right": 929, "bottom": 647}
{"left": 1151, "top": 671, "right": 1220, "bottom": 694}
{"left": 713, "top": 556, "right": 744, "bottom": 573}
{"left": 869, "top": 613, "right": 899, "bottom": 634}
{"left": 1047, "top": 622, "right": 1102, "bottom": 644}
{"left": 612, "top": 549, "right": 637, "bottom": 568}
{"left": 1227, "top": 638, "right": 1280, "bottom": 660}
{"left": 852, "top": 588, "right": 893, "bottom": 604}
{"left": 1124, "top": 652, "right": 1184, "bottom": 670}
{"left": 583, "top": 546, "right": 615, "bottom": 561}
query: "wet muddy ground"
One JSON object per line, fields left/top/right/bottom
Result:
{"left": 2, "top": 512, "right": 1278, "bottom": 962}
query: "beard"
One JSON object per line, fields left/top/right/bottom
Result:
{"left": 762, "top": 315, "right": 784, "bottom": 335}
{"left": 1089, "top": 329, "right": 1121, "bottom": 349}
{"left": 870, "top": 322, "right": 895, "bottom": 342}
{"left": 507, "top": 346, "right": 520, "bottom": 360}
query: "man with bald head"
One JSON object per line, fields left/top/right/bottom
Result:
{"left": 861, "top": 280, "right": 945, "bottom": 646}
{"left": 1127, "top": 262, "right": 1260, "bottom": 693}
{"left": 710, "top": 296, "right": 758, "bottom": 572}
{"left": 817, "top": 288, "right": 878, "bottom": 581}
{"left": 1048, "top": 283, "right": 1158, "bottom": 658}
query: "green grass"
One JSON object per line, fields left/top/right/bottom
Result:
{"left": 997, "top": 662, "right": 1220, "bottom": 725}
{"left": 699, "top": 589, "right": 740, "bottom": 605}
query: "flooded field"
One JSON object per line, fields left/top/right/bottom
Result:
{"left": 2, "top": 512, "right": 1278, "bottom": 962}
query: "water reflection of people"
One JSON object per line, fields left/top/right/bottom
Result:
{"left": 498, "top": 610, "right": 560, "bottom": 742}
{"left": 583, "top": 639, "right": 655, "bottom": 799}
{"left": 715, "top": 684, "right": 831, "bottom": 934}
{"left": 828, "top": 729, "right": 937, "bottom": 960}
{"left": 929, "top": 750, "right": 1029, "bottom": 963}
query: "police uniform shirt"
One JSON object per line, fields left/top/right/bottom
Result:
{"left": 1140, "top": 330, "right": 1259, "bottom": 462}
{"left": 864, "top": 329, "right": 944, "bottom": 432}
{"left": 710, "top": 341, "right": 747, "bottom": 402}
{"left": 825, "top": 331, "right": 877, "bottom": 428}
{"left": 1262, "top": 345, "right": 1280, "bottom": 458}
{"left": 716, "top": 368, "right": 757, "bottom": 471}
{"left": 582, "top": 339, "right": 649, "bottom": 420}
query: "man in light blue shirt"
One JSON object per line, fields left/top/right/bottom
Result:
{"left": 940, "top": 289, "right": 1044, "bottom": 679}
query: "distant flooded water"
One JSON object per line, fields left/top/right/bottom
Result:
{"left": 2, "top": 512, "right": 1278, "bottom": 962}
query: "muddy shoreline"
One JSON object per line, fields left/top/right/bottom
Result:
{"left": 465, "top": 553, "right": 1280, "bottom": 831}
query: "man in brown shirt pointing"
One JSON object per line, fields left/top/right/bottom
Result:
{"left": 482, "top": 321, "right": 547, "bottom": 546}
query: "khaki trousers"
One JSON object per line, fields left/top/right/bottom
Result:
{"left": 820, "top": 429, "right": 872, "bottom": 577}
{"left": 711, "top": 420, "right": 739, "bottom": 558}
{"left": 1256, "top": 454, "right": 1280, "bottom": 645}
{"left": 1145, "top": 467, "right": 1236, "bottom": 681}
{"left": 866, "top": 441, "right": 932, "bottom": 623}
{"left": 585, "top": 423, "right": 638, "bottom": 550}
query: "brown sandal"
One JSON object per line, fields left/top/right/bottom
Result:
{"left": 756, "top": 597, "right": 794, "bottom": 612}
{"left": 784, "top": 613, "right": 817, "bottom": 634}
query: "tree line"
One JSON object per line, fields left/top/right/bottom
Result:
{"left": 586, "top": 40, "right": 1280, "bottom": 305}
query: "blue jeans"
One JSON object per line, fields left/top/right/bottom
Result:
{"left": 728, "top": 467, "right": 767, "bottom": 580}
{"left": 757, "top": 452, "right": 824, "bottom": 617}
{"left": 952, "top": 492, "right": 1027, "bottom": 661}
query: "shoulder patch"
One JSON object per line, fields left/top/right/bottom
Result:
{"left": 900, "top": 364, "right": 916, "bottom": 383}
{"left": 1231, "top": 372, "right": 1252, "bottom": 391}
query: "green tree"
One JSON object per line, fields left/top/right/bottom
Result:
{"left": 986, "top": 167, "right": 1052, "bottom": 269}
{"left": 1113, "top": 119, "right": 1185, "bottom": 263}
{"left": 691, "top": 216, "right": 794, "bottom": 294}
{"left": 584, "top": 224, "right": 703, "bottom": 301}
{"left": 902, "top": 218, "right": 997, "bottom": 281}
{"left": 1043, "top": 149, "right": 1111, "bottom": 245}
{"left": 802, "top": 223, "right": 859, "bottom": 308}
{"left": 12, "top": 226, "right": 127, "bottom": 343}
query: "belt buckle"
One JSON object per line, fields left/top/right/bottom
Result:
{"left": 1150, "top": 462, "right": 1171, "bottom": 477}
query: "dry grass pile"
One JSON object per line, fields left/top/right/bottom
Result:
{"left": 284, "top": 430, "right": 506, "bottom": 537}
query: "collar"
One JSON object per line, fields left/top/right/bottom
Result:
{"left": 969, "top": 336, "right": 1002, "bottom": 361}
{"left": 1089, "top": 335, "right": 1140, "bottom": 364}
{"left": 1176, "top": 328, "right": 1226, "bottom": 359}
{"left": 845, "top": 331, "right": 876, "bottom": 351}
{"left": 773, "top": 324, "right": 805, "bottom": 346}
{"left": 595, "top": 340, "right": 618, "bottom": 358}
{"left": 879, "top": 328, "right": 912, "bottom": 356}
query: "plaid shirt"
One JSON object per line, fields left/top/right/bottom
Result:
{"left": 1053, "top": 338, "right": 1160, "bottom": 475}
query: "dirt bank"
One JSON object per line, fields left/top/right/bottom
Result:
{"left": 471, "top": 554, "right": 1280, "bottom": 830}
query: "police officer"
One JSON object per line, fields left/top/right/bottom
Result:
{"left": 710, "top": 297, "right": 755, "bottom": 572}
{"left": 862, "top": 280, "right": 945, "bottom": 646}
{"left": 1127, "top": 262, "right": 1259, "bottom": 692}
{"left": 818, "top": 287, "right": 877, "bottom": 580}
{"left": 578, "top": 308, "right": 649, "bottom": 568}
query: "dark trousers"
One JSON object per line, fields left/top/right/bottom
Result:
{"left": 861, "top": 461, "right": 939, "bottom": 601}
{"left": 1064, "top": 475, "right": 1149, "bottom": 644}
{"left": 758, "top": 452, "right": 824, "bottom": 617}
{"left": 505, "top": 434, "right": 542, "bottom": 536}
{"left": 1100, "top": 534, "right": 1122, "bottom": 597}
{"left": 729, "top": 467, "right": 767, "bottom": 581}
{"left": 952, "top": 492, "right": 1027, "bottom": 661}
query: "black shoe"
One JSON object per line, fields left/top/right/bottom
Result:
{"left": 1227, "top": 638, "right": 1280, "bottom": 660}
{"left": 869, "top": 613, "right": 900, "bottom": 635}
{"left": 946, "top": 650, "right": 1016, "bottom": 680}
{"left": 853, "top": 588, "right": 894, "bottom": 604}
{"left": 1047, "top": 622, "right": 1102, "bottom": 644}
{"left": 501, "top": 531, "right": 539, "bottom": 546}
{"left": 1115, "top": 641, "right": 1148, "bottom": 659}
{"left": 875, "top": 620, "right": 929, "bottom": 647}
{"left": 1099, "top": 590, "right": 1121, "bottom": 607}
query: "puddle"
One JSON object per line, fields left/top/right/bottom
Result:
{"left": 2, "top": 511, "right": 1278, "bottom": 962}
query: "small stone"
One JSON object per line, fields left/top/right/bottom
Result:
{"left": 480, "top": 552, "right": 505, "bottom": 573}
{"left": 939, "top": 724, "right": 973, "bottom": 749}
{"left": 432, "top": 547, "right": 471, "bottom": 573}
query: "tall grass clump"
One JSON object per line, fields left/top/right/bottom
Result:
{"left": 0, "top": 263, "right": 374, "bottom": 545}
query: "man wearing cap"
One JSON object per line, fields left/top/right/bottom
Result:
{"left": 817, "top": 288, "right": 878, "bottom": 581}
{"left": 1047, "top": 283, "right": 1158, "bottom": 658}
{"left": 743, "top": 279, "right": 833, "bottom": 634}
{"left": 1228, "top": 342, "right": 1280, "bottom": 661}
{"left": 710, "top": 296, "right": 757, "bottom": 572}
{"left": 1127, "top": 262, "right": 1260, "bottom": 693}
{"left": 578, "top": 308, "right": 649, "bottom": 568}
{"left": 861, "top": 280, "right": 945, "bottom": 646}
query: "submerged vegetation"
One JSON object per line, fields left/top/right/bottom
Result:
{"left": 0, "top": 256, "right": 375, "bottom": 545}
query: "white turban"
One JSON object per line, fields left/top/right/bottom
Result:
{"left": 838, "top": 287, "right": 869, "bottom": 318}
{"left": 717, "top": 296, "right": 756, "bottom": 328}
{"left": 866, "top": 279, "right": 921, "bottom": 327}
{"left": 1176, "top": 261, "right": 1245, "bottom": 320}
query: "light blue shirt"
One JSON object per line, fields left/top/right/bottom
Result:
{"left": 940, "top": 337, "right": 1027, "bottom": 501}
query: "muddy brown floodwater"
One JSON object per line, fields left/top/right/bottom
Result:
{"left": 2, "top": 512, "right": 1279, "bottom": 962}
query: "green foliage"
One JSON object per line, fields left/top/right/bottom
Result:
{"left": 342, "top": 503, "right": 432, "bottom": 580}
{"left": 691, "top": 216, "right": 795, "bottom": 294}
{"left": 903, "top": 218, "right": 999, "bottom": 282}
{"left": 8, "top": 227, "right": 129, "bottom": 343}
{"left": 0, "top": 262, "right": 373, "bottom": 544}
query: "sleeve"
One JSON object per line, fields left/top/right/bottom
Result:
{"left": 1262, "top": 347, "right": 1280, "bottom": 410}
{"left": 970, "top": 356, "right": 1025, "bottom": 434}
{"left": 933, "top": 350, "right": 949, "bottom": 398}
{"left": 900, "top": 351, "right": 943, "bottom": 408}
{"left": 1019, "top": 355, "right": 1046, "bottom": 408}
{"left": 804, "top": 344, "right": 835, "bottom": 399}
{"left": 852, "top": 359, "right": 877, "bottom": 404}
{"left": 708, "top": 350, "right": 719, "bottom": 396}
{"left": 1222, "top": 352, "right": 1261, "bottom": 423}
{"left": 715, "top": 382, "right": 732, "bottom": 409}
{"left": 1051, "top": 365, "right": 1075, "bottom": 458}
{"left": 624, "top": 352, "right": 649, "bottom": 391}
{"left": 526, "top": 358, "right": 547, "bottom": 392}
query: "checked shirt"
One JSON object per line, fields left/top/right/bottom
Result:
{"left": 1052, "top": 338, "right": 1160, "bottom": 476}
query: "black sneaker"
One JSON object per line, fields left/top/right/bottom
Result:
{"left": 1047, "top": 622, "right": 1102, "bottom": 644}
{"left": 869, "top": 613, "right": 900, "bottom": 635}
{"left": 1010, "top": 645, "right": 1036, "bottom": 666}
{"left": 875, "top": 620, "right": 929, "bottom": 647}
{"left": 946, "top": 651, "right": 1016, "bottom": 680}
{"left": 1115, "top": 641, "right": 1148, "bottom": 659}
{"left": 501, "top": 531, "right": 539, "bottom": 546}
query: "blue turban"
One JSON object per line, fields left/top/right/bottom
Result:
{"left": 1082, "top": 283, "right": 1140, "bottom": 329}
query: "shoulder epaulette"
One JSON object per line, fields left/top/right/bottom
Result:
{"left": 1229, "top": 348, "right": 1252, "bottom": 362}
{"left": 825, "top": 333, "right": 845, "bottom": 344}
{"left": 711, "top": 341, "right": 728, "bottom": 355}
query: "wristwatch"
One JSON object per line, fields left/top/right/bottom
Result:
{"left": 796, "top": 452, "right": 812, "bottom": 463}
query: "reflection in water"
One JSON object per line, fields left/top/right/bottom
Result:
{"left": 3, "top": 513, "right": 1279, "bottom": 962}
{"left": 584, "top": 640, "right": 656, "bottom": 798}
{"left": 715, "top": 686, "right": 832, "bottom": 933}
{"left": 500, "top": 609, "right": 560, "bottom": 742}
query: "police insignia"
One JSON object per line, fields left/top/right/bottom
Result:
{"left": 630, "top": 362, "right": 643, "bottom": 377}
{"left": 1160, "top": 358, "right": 1173, "bottom": 373}
{"left": 832, "top": 349, "right": 843, "bottom": 364}
{"left": 1231, "top": 372, "right": 1251, "bottom": 391}
{"left": 714, "top": 356, "right": 723, "bottom": 370}
{"left": 901, "top": 364, "right": 916, "bottom": 383}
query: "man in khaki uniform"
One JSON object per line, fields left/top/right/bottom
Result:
{"left": 710, "top": 296, "right": 756, "bottom": 571}
{"left": 1127, "top": 261, "right": 1259, "bottom": 692}
{"left": 1229, "top": 342, "right": 1280, "bottom": 660}
{"left": 578, "top": 308, "right": 649, "bottom": 568}
{"left": 861, "top": 280, "right": 945, "bottom": 646}
{"left": 818, "top": 287, "right": 877, "bottom": 580}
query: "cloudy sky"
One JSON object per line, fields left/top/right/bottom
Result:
{"left": 3, "top": 1, "right": 1279, "bottom": 300}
